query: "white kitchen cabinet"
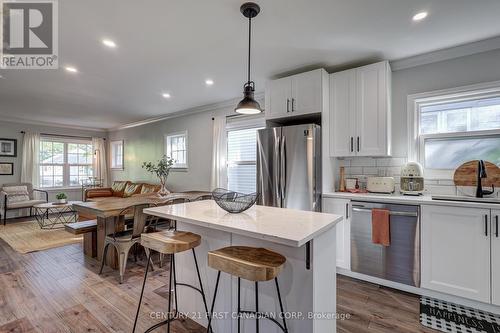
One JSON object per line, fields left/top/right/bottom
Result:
{"left": 329, "top": 69, "right": 356, "bottom": 156}
{"left": 266, "top": 77, "right": 291, "bottom": 119}
{"left": 329, "top": 61, "right": 391, "bottom": 157}
{"left": 322, "top": 197, "right": 350, "bottom": 270}
{"left": 421, "top": 205, "right": 491, "bottom": 303}
{"left": 265, "top": 69, "right": 327, "bottom": 120}
{"left": 492, "top": 209, "right": 500, "bottom": 306}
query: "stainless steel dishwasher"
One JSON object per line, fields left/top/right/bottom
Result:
{"left": 350, "top": 201, "right": 420, "bottom": 287}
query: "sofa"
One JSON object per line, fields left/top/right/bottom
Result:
{"left": 84, "top": 181, "right": 162, "bottom": 202}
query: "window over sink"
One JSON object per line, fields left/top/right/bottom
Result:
{"left": 408, "top": 81, "right": 500, "bottom": 179}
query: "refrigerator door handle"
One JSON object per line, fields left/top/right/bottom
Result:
{"left": 274, "top": 134, "right": 282, "bottom": 205}
{"left": 280, "top": 135, "right": 287, "bottom": 202}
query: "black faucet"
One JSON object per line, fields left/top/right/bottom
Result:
{"left": 476, "top": 160, "right": 495, "bottom": 198}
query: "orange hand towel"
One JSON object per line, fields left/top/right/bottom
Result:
{"left": 372, "top": 209, "right": 390, "bottom": 246}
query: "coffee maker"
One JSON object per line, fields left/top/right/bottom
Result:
{"left": 400, "top": 162, "right": 424, "bottom": 196}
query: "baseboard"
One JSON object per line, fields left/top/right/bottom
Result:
{"left": 337, "top": 268, "right": 500, "bottom": 315}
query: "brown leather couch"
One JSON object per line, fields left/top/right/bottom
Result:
{"left": 84, "top": 181, "right": 162, "bottom": 202}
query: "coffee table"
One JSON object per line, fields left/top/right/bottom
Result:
{"left": 33, "top": 201, "right": 80, "bottom": 229}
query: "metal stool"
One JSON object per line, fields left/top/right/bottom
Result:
{"left": 206, "top": 246, "right": 288, "bottom": 333}
{"left": 133, "top": 230, "right": 213, "bottom": 333}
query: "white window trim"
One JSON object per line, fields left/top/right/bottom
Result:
{"left": 110, "top": 140, "right": 124, "bottom": 170}
{"left": 39, "top": 136, "right": 93, "bottom": 188}
{"left": 407, "top": 80, "right": 500, "bottom": 179}
{"left": 164, "top": 130, "right": 188, "bottom": 169}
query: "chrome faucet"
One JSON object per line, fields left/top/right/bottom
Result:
{"left": 476, "top": 160, "right": 495, "bottom": 198}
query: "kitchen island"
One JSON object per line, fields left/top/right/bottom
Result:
{"left": 143, "top": 200, "right": 342, "bottom": 333}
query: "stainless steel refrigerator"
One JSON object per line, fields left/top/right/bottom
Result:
{"left": 256, "top": 124, "right": 321, "bottom": 212}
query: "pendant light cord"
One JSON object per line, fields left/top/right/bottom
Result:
{"left": 247, "top": 15, "right": 252, "bottom": 85}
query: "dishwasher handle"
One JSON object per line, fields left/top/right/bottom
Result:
{"left": 352, "top": 206, "right": 418, "bottom": 218}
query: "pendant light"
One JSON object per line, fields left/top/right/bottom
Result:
{"left": 235, "top": 2, "right": 262, "bottom": 114}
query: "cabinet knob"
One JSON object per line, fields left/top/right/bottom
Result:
{"left": 286, "top": 99, "right": 290, "bottom": 112}
{"left": 292, "top": 98, "right": 295, "bottom": 112}
{"left": 485, "top": 215, "right": 488, "bottom": 237}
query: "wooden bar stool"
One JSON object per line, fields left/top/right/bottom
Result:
{"left": 132, "top": 230, "right": 213, "bottom": 333}
{"left": 206, "top": 246, "right": 288, "bottom": 333}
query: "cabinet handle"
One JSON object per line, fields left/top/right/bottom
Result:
{"left": 350, "top": 137, "right": 354, "bottom": 152}
{"left": 496, "top": 215, "right": 499, "bottom": 238}
{"left": 286, "top": 99, "right": 290, "bottom": 112}
{"left": 292, "top": 98, "right": 295, "bottom": 112}
{"left": 357, "top": 137, "right": 360, "bottom": 152}
{"left": 345, "top": 203, "right": 349, "bottom": 219}
{"left": 485, "top": 215, "right": 488, "bottom": 237}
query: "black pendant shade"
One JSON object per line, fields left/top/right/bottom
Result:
{"left": 235, "top": 2, "right": 262, "bottom": 114}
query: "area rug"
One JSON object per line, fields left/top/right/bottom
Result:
{"left": 0, "top": 221, "right": 82, "bottom": 254}
{"left": 420, "top": 296, "right": 500, "bottom": 333}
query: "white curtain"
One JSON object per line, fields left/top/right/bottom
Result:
{"left": 21, "top": 132, "right": 40, "bottom": 186}
{"left": 92, "top": 137, "right": 108, "bottom": 187}
{"left": 210, "top": 116, "right": 227, "bottom": 190}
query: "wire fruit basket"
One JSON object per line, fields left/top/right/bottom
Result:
{"left": 211, "top": 188, "right": 259, "bottom": 213}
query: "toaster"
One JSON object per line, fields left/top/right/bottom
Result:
{"left": 367, "top": 177, "right": 395, "bottom": 194}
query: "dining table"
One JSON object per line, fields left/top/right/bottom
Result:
{"left": 72, "top": 191, "right": 211, "bottom": 269}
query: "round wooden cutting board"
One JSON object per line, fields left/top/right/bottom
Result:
{"left": 453, "top": 160, "right": 500, "bottom": 187}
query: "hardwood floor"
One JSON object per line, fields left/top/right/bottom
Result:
{"left": 0, "top": 234, "right": 434, "bottom": 333}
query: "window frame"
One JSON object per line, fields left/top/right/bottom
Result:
{"left": 407, "top": 80, "right": 500, "bottom": 179}
{"left": 164, "top": 130, "right": 188, "bottom": 169}
{"left": 39, "top": 136, "right": 94, "bottom": 189}
{"left": 225, "top": 116, "right": 265, "bottom": 193}
{"left": 110, "top": 140, "right": 124, "bottom": 170}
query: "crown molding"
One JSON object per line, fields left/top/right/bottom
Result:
{"left": 110, "top": 92, "right": 265, "bottom": 131}
{"left": 390, "top": 36, "right": 500, "bottom": 71}
{"left": 0, "top": 115, "right": 107, "bottom": 132}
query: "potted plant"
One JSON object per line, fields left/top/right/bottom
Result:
{"left": 142, "top": 155, "right": 175, "bottom": 196}
{"left": 55, "top": 192, "right": 68, "bottom": 204}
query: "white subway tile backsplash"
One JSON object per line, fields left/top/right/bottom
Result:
{"left": 424, "top": 185, "right": 457, "bottom": 196}
{"left": 362, "top": 167, "right": 379, "bottom": 175}
{"left": 347, "top": 167, "right": 363, "bottom": 175}
{"left": 350, "top": 157, "right": 376, "bottom": 167}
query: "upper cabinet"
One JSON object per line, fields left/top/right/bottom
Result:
{"left": 329, "top": 61, "right": 391, "bottom": 157}
{"left": 265, "top": 68, "right": 328, "bottom": 120}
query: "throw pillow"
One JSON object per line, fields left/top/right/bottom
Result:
{"left": 123, "top": 183, "right": 142, "bottom": 197}
{"left": 111, "top": 181, "right": 129, "bottom": 197}
{"left": 140, "top": 184, "right": 161, "bottom": 194}
{"left": 3, "top": 186, "right": 30, "bottom": 204}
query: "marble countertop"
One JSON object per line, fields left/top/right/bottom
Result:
{"left": 143, "top": 200, "right": 342, "bottom": 247}
{"left": 323, "top": 192, "right": 500, "bottom": 209}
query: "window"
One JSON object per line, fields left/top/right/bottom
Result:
{"left": 165, "top": 131, "right": 188, "bottom": 168}
{"left": 409, "top": 81, "right": 500, "bottom": 178}
{"left": 39, "top": 137, "right": 93, "bottom": 188}
{"left": 226, "top": 121, "right": 264, "bottom": 193}
{"left": 110, "top": 140, "right": 124, "bottom": 170}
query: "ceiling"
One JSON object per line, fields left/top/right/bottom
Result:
{"left": 1, "top": 0, "right": 500, "bottom": 130}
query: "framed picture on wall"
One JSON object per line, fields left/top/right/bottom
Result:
{"left": 0, "top": 138, "right": 17, "bottom": 157}
{"left": 0, "top": 163, "right": 14, "bottom": 175}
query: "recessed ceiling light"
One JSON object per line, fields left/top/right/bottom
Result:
{"left": 162, "top": 93, "right": 171, "bottom": 99}
{"left": 102, "top": 39, "right": 117, "bottom": 48}
{"left": 412, "top": 11, "right": 428, "bottom": 21}
{"left": 205, "top": 79, "right": 214, "bottom": 86}
{"left": 65, "top": 66, "right": 78, "bottom": 73}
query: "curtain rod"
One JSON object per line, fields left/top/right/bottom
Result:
{"left": 20, "top": 131, "right": 106, "bottom": 140}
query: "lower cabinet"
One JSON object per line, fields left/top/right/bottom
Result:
{"left": 322, "top": 198, "right": 350, "bottom": 270}
{"left": 492, "top": 209, "right": 500, "bottom": 306}
{"left": 421, "top": 205, "right": 491, "bottom": 303}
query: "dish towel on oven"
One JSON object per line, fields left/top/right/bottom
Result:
{"left": 372, "top": 208, "right": 390, "bottom": 246}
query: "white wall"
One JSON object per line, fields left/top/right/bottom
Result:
{"left": 335, "top": 48, "right": 500, "bottom": 194}
{"left": 0, "top": 121, "right": 106, "bottom": 217}
{"left": 108, "top": 107, "right": 234, "bottom": 192}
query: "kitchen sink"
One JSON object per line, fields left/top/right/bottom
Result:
{"left": 432, "top": 195, "right": 500, "bottom": 204}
